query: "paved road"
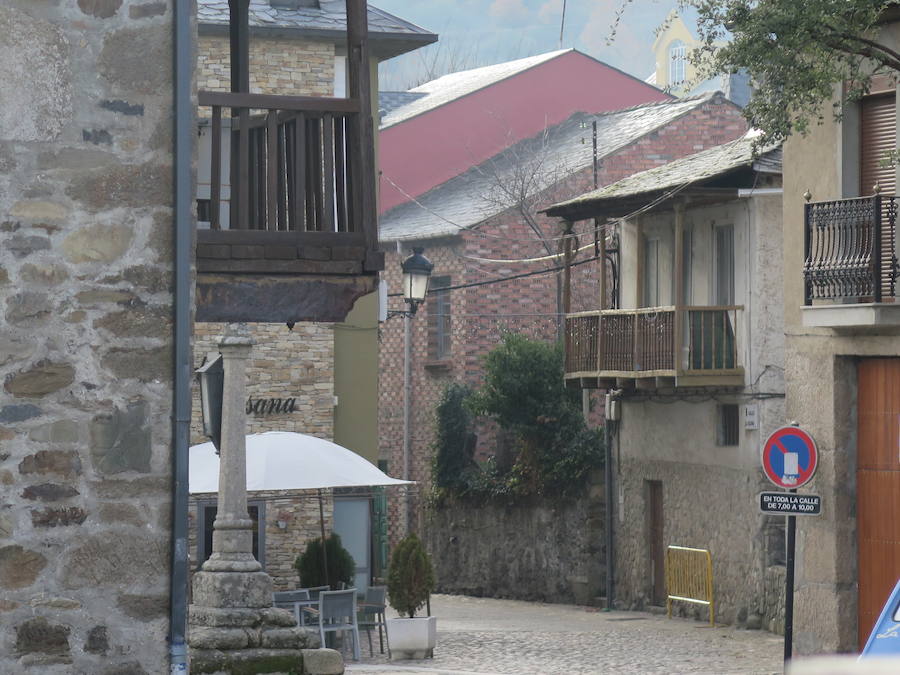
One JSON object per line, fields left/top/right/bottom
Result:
{"left": 345, "top": 594, "right": 784, "bottom": 675}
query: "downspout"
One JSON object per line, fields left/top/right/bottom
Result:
{"left": 170, "top": 0, "right": 193, "bottom": 671}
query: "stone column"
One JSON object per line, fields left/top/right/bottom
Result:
{"left": 203, "top": 324, "right": 259, "bottom": 573}
{"left": 189, "top": 324, "right": 320, "bottom": 672}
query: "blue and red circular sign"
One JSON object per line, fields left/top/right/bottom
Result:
{"left": 761, "top": 426, "right": 818, "bottom": 489}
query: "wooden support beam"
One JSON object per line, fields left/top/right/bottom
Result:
{"left": 673, "top": 202, "right": 685, "bottom": 374}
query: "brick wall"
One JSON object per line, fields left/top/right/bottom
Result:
{"left": 198, "top": 35, "right": 335, "bottom": 96}
{"left": 378, "top": 95, "right": 748, "bottom": 545}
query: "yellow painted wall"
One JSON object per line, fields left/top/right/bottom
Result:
{"left": 652, "top": 12, "right": 701, "bottom": 94}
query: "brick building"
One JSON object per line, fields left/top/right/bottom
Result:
{"left": 378, "top": 93, "right": 748, "bottom": 540}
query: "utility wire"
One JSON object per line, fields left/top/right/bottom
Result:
{"left": 386, "top": 254, "right": 600, "bottom": 297}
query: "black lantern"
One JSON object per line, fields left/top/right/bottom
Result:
{"left": 387, "top": 247, "right": 433, "bottom": 319}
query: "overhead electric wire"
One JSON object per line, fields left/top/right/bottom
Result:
{"left": 386, "top": 253, "right": 600, "bottom": 297}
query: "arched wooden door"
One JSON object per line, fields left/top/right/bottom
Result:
{"left": 857, "top": 359, "right": 900, "bottom": 649}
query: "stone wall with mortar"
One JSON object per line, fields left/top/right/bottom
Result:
{"left": 0, "top": 1, "right": 179, "bottom": 672}
{"left": 189, "top": 490, "right": 334, "bottom": 593}
{"left": 191, "top": 322, "right": 335, "bottom": 444}
{"left": 198, "top": 34, "right": 335, "bottom": 96}
{"left": 424, "top": 474, "right": 606, "bottom": 605}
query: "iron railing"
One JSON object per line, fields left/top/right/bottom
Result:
{"left": 803, "top": 195, "right": 899, "bottom": 304}
{"left": 564, "top": 306, "right": 742, "bottom": 379}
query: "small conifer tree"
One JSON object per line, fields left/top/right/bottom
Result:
{"left": 294, "top": 534, "right": 355, "bottom": 589}
{"left": 386, "top": 533, "right": 435, "bottom": 618}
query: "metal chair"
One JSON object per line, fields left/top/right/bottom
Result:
{"left": 272, "top": 589, "right": 311, "bottom": 626}
{"left": 358, "top": 585, "right": 387, "bottom": 655}
{"left": 305, "top": 589, "right": 360, "bottom": 660}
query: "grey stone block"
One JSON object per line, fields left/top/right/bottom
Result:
{"left": 301, "top": 648, "right": 344, "bottom": 675}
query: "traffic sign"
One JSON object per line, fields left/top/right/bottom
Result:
{"left": 761, "top": 425, "right": 818, "bottom": 489}
{"left": 759, "top": 491, "right": 821, "bottom": 516}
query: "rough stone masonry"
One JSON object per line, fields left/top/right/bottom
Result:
{"left": 0, "top": 2, "right": 178, "bottom": 672}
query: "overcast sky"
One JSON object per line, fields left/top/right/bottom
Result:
{"left": 375, "top": 0, "right": 697, "bottom": 90}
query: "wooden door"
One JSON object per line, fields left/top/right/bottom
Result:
{"left": 857, "top": 359, "right": 900, "bottom": 649}
{"left": 648, "top": 480, "right": 665, "bottom": 605}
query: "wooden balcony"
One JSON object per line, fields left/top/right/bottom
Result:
{"left": 195, "top": 91, "right": 382, "bottom": 323}
{"left": 565, "top": 306, "right": 744, "bottom": 388}
{"left": 802, "top": 195, "right": 900, "bottom": 328}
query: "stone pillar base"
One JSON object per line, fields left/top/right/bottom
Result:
{"left": 192, "top": 569, "right": 273, "bottom": 609}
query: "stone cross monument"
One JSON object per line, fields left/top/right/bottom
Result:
{"left": 188, "top": 324, "right": 319, "bottom": 673}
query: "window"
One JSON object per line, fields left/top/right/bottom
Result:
{"left": 428, "top": 276, "right": 451, "bottom": 361}
{"left": 196, "top": 500, "right": 265, "bottom": 570}
{"left": 668, "top": 40, "right": 686, "bottom": 86}
{"left": 716, "top": 404, "right": 739, "bottom": 446}
{"left": 713, "top": 224, "right": 734, "bottom": 306}
{"left": 643, "top": 237, "right": 660, "bottom": 307}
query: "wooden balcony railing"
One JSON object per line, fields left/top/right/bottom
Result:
{"left": 804, "top": 195, "right": 899, "bottom": 304}
{"left": 565, "top": 306, "right": 743, "bottom": 385}
{"left": 196, "top": 91, "right": 381, "bottom": 275}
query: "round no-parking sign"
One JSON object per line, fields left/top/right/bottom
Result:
{"left": 761, "top": 426, "right": 818, "bottom": 489}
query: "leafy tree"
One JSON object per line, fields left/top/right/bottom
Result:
{"left": 467, "top": 333, "right": 601, "bottom": 495}
{"left": 387, "top": 533, "right": 435, "bottom": 618}
{"left": 294, "top": 534, "right": 355, "bottom": 589}
{"left": 616, "top": 1, "right": 898, "bottom": 147}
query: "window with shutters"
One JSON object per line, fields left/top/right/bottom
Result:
{"left": 860, "top": 92, "right": 896, "bottom": 196}
{"left": 427, "top": 276, "right": 451, "bottom": 362}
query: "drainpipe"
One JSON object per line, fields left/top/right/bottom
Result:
{"left": 170, "top": 0, "right": 193, "bottom": 671}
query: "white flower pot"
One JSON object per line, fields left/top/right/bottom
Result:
{"left": 386, "top": 616, "right": 437, "bottom": 660}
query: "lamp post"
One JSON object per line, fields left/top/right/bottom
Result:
{"left": 390, "top": 247, "right": 433, "bottom": 318}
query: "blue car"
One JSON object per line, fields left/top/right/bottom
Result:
{"left": 861, "top": 579, "right": 900, "bottom": 657}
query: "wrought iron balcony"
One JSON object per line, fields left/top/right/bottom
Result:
{"left": 564, "top": 306, "right": 744, "bottom": 388}
{"left": 195, "top": 90, "right": 382, "bottom": 276}
{"left": 804, "top": 195, "right": 898, "bottom": 304}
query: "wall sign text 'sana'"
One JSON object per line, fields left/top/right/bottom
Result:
{"left": 246, "top": 397, "right": 297, "bottom": 415}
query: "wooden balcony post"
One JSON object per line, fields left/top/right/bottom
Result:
{"left": 346, "top": 0, "right": 378, "bottom": 264}
{"left": 674, "top": 202, "right": 685, "bottom": 373}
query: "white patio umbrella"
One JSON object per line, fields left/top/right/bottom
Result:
{"left": 190, "top": 431, "right": 412, "bottom": 586}
{"left": 189, "top": 431, "right": 412, "bottom": 493}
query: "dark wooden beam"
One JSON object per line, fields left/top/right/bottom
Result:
{"left": 196, "top": 274, "right": 378, "bottom": 323}
{"left": 229, "top": 0, "right": 250, "bottom": 94}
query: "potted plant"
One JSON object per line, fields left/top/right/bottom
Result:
{"left": 385, "top": 533, "right": 437, "bottom": 659}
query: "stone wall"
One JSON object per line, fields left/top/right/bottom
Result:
{"left": 424, "top": 476, "right": 606, "bottom": 605}
{"left": 189, "top": 489, "right": 333, "bottom": 593}
{"left": 198, "top": 34, "right": 335, "bottom": 96}
{"left": 0, "top": 2, "right": 178, "bottom": 672}
{"left": 191, "top": 322, "right": 335, "bottom": 445}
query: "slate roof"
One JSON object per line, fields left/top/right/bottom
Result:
{"left": 544, "top": 130, "right": 782, "bottom": 218}
{"left": 198, "top": 1, "right": 436, "bottom": 54}
{"left": 380, "top": 49, "right": 573, "bottom": 129}
{"left": 379, "top": 93, "right": 723, "bottom": 243}
{"left": 378, "top": 91, "right": 427, "bottom": 117}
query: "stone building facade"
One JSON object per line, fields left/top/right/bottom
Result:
{"left": 0, "top": 2, "right": 178, "bottom": 672}
{"left": 378, "top": 94, "right": 748, "bottom": 543}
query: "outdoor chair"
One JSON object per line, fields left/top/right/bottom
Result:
{"left": 358, "top": 585, "right": 387, "bottom": 655}
{"left": 272, "top": 589, "right": 312, "bottom": 626}
{"left": 303, "top": 588, "right": 361, "bottom": 660}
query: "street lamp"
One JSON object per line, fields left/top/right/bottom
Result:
{"left": 390, "top": 247, "right": 433, "bottom": 318}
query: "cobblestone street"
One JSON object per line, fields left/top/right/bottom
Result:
{"left": 345, "top": 594, "right": 784, "bottom": 675}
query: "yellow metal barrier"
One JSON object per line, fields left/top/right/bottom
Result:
{"left": 665, "top": 545, "right": 714, "bottom": 626}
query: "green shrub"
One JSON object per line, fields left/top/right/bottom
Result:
{"left": 430, "top": 333, "right": 603, "bottom": 502}
{"left": 431, "top": 382, "right": 476, "bottom": 492}
{"left": 386, "top": 533, "right": 435, "bottom": 618}
{"left": 294, "top": 534, "right": 355, "bottom": 589}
